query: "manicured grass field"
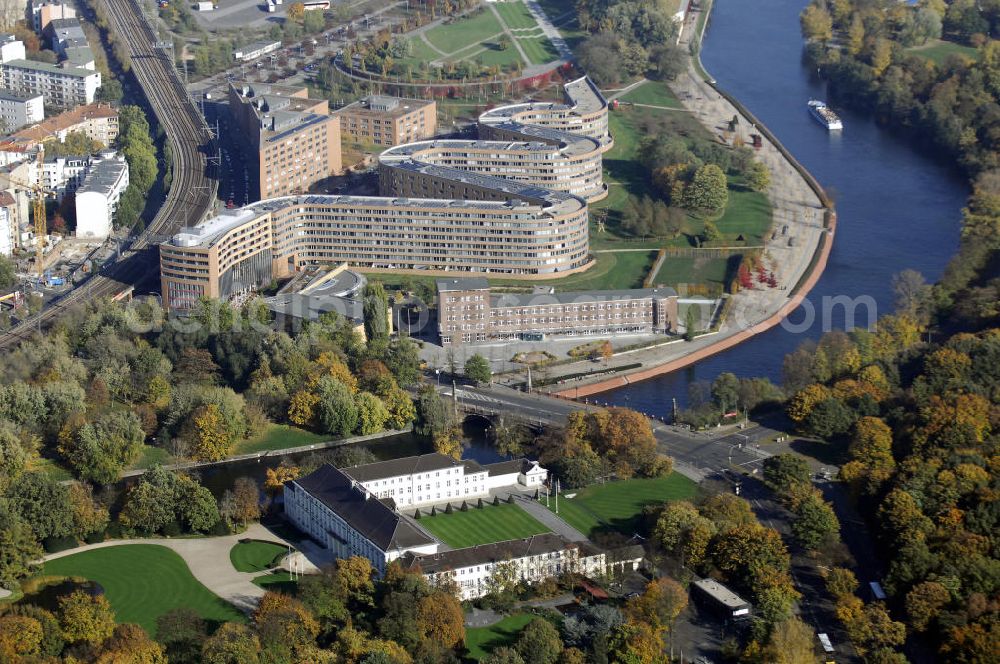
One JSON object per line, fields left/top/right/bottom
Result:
{"left": 235, "top": 424, "right": 326, "bottom": 455}
{"left": 493, "top": 1, "right": 538, "bottom": 30}
{"left": 418, "top": 502, "right": 550, "bottom": 548}
{"left": 518, "top": 35, "right": 560, "bottom": 65}
{"left": 229, "top": 540, "right": 288, "bottom": 573}
{"left": 129, "top": 445, "right": 172, "bottom": 471}
{"left": 465, "top": 613, "right": 534, "bottom": 660}
{"left": 426, "top": 10, "right": 504, "bottom": 54}
{"left": 43, "top": 545, "right": 244, "bottom": 635}
{"left": 654, "top": 255, "right": 734, "bottom": 291}
{"left": 619, "top": 81, "right": 684, "bottom": 108}
{"left": 713, "top": 177, "right": 772, "bottom": 243}
{"left": 908, "top": 38, "right": 980, "bottom": 65}
{"left": 492, "top": 250, "right": 657, "bottom": 291}
{"left": 547, "top": 474, "right": 698, "bottom": 538}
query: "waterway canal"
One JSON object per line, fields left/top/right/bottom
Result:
{"left": 602, "top": 0, "right": 968, "bottom": 413}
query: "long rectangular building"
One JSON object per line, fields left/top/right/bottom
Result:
{"left": 0, "top": 58, "right": 100, "bottom": 107}
{"left": 437, "top": 278, "right": 678, "bottom": 345}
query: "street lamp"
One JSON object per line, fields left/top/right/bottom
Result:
{"left": 435, "top": 369, "right": 441, "bottom": 386}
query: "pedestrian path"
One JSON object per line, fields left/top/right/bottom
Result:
{"left": 513, "top": 494, "right": 588, "bottom": 542}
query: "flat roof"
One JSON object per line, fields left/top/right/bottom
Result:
{"left": 4, "top": 58, "right": 97, "bottom": 78}
{"left": 479, "top": 76, "right": 607, "bottom": 124}
{"left": 336, "top": 95, "right": 434, "bottom": 119}
{"left": 493, "top": 287, "right": 677, "bottom": 307}
{"left": 76, "top": 155, "right": 127, "bottom": 196}
{"left": 0, "top": 88, "right": 41, "bottom": 103}
{"left": 692, "top": 578, "right": 749, "bottom": 609}
{"left": 437, "top": 277, "right": 489, "bottom": 292}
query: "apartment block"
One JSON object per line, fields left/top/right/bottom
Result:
{"left": 228, "top": 82, "right": 342, "bottom": 200}
{"left": 335, "top": 95, "right": 436, "bottom": 147}
{"left": 0, "top": 89, "right": 44, "bottom": 131}
{"left": 30, "top": 1, "right": 76, "bottom": 32}
{"left": 436, "top": 278, "right": 679, "bottom": 345}
{"left": 74, "top": 152, "right": 128, "bottom": 239}
{"left": 0, "top": 59, "right": 101, "bottom": 107}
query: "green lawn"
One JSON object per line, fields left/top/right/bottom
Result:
{"left": 908, "top": 39, "right": 980, "bottom": 65}
{"left": 465, "top": 613, "right": 534, "bottom": 660}
{"left": 418, "top": 502, "right": 550, "bottom": 548}
{"left": 30, "top": 457, "right": 73, "bottom": 482}
{"left": 252, "top": 572, "right": 299, "bottom": 595}
{"left": 517, "top": 35, "right": 560, "bottom": 65}
{"left": 234, "top": 424, "right": 326, "bottom": 455}
{"left": 713, "top": 177, "right": 772, "bottom": 243}
{"left": 42, "top": 545, "right": 244, "bottom": 635}
{"left": 653, "top": 255, "right": 735, "bottom": 291}
{"left": 548, "top": 474, "right": 698, "bottom": 538}
{"left": 128, "top": 445, "right": 172, "bottom": 471}
{"left": 619, "top": 81, "right": 683, "bottom": 108}
{"left": 494, "top": 1, "right": 539, "bottom": 30}
{"left": 229, "top": 540, "right": 288, "bottom": 573}
{"left": 496, "top": 250, "right": 657, "bottom": 291}
{"left": 426, "top": 10, "right": 504, "bottom": 53}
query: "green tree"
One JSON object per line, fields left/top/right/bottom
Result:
{"left": 515, "top": 618, "right": 563, "bottom": 664}
{"left": 483, "top": 648, "right": 525, "bottom": 664}
{"left": 363, "top": 282, "right": 390, "bottom": 350}
{"left": 762, "top": 454, "right": 811, "bottom": 494}
{"left": 702, "top": 220, "right": 722, "bottom": 242}
{"left": 62, "top": 410, "right": 145, "bottom": 484}
{"left": 0, "top": 500, "right": 42, "bottom": 587}
{"left": 805, "top": 398, "right": 856, "bottom": 438}
{"left": 202, "top": 623, "right": 261, "bottom": 664}
{"left": 711, "top": 372, "right": 740, "bottom": 413}
{"left": 156, "top": 608, "right": 207, "bottom": 664}
{"left": 386, "top": 336, "right": 421, "bottom": 386}
{"left": 746, "top": 162, "right": 771, "bottom": 191}
{"left": 800, "top": 3, "right": 833, "bottom": 41}
{"left": 355, "top": 391, "right": 390, "bottom": 435}
{"left": 684, "top": 306, "right": 698, "bottom": 341}
{"left": 174, "top": 474, "right": 220, "bottom": 533}
{"left": 315, "top": 376, "right": 359, "bottom": 436}
{"left": 684, "top": 164, "right": 729, "bottom": 212}
{"left": 8, "top": 472, "right": 73, "bottom": 541}
{"left": 58, "top": 591, "right": 116, "bottom": 647}
{"left": 0, "top": 254, "right": 16, "bottom": 290}
{"left": 790, "top": 490, "right": 840, "bottom": 549}
{"left": 464, "top": 353, "right": 492, "bottom": 385}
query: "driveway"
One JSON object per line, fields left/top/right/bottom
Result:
{"left": 42, "top": 523, "right": 306, "bottom": 613}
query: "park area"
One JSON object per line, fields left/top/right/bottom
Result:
{"left": 418, "top": 502, "right": 551, "bottom": 548}
{"left": 41, "top": 545, "right": 244, "bottom": 635}
{"left": 399, "top": 2, "right": 559, "bottom": 73}
{"left": 546, "top": 474, "right": 698, "bottom": 539}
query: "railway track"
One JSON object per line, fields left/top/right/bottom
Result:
{"left": 0, "top": 0, "right": 216, "bottom": 349}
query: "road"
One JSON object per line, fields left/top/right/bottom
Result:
{"left": 0, "top": 0, "right": 217, "bottom": 350}
{"left": 441, "top": 383, "right": 776, "bottom": 482}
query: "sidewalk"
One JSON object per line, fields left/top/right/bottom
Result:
{"left": 512, "top": 494, "right": 588, "bottom": 543}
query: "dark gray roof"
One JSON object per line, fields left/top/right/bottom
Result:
{"left": 289, "top": 464, "right": 436, "bottom": 552}
{"left": 483, "top": 459, "right": 532, "bottom": 476}
{"left": 400, "top": 533, "right": 578, "bottom": 574}
{"left": 341, "top": 453, "right": 467, "bottom": 483}
{"left": 437, "top": 277, "right": 489, "bottom": 293}
{"left": 265, "top": 293, "right": 364, "bottom": 323}
{"left": 492, "top": 287, "right": 677, "bottom": 307}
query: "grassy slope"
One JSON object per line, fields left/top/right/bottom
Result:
{"left": 548, "top": 474, "right": 698, "bottom": 538}
{"left": 418, "top": 502, "right": 551, "bottom": 549}
{"left": 229, "top": 540, "right": 288, "bottom": 573}
{"left": 907, "top": 39, "right": 980, "bottom": 65}
{"left": 426, "top": 11, "right": 504, "bottom": 53}
{"left": 43, "top": 545, "right": 244, "bottom": 635}
{"left": 234, "top": 424, "right": 326, "bottom": 455}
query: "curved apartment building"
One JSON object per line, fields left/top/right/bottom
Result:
{"left": 160, "top": 77, "right": 608, "bottom": 309}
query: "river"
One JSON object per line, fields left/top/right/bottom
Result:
{"left": 600, "top": 0, "right": 968, "bottom": 413}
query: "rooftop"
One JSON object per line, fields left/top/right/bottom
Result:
{"left": 265, "top": 293, "right": 364, "bottom": 323}
{"left": 0, "top": 88, "right": 41, "bottom": 103}
{"left": 492, "top": 287, "right": 678, "bottom": 307}
{"left": 7, "top": 103, "right": 116, "bottom": 143}
{"left": 76, "top": 154, "right": 127, "bottom": 196}
{"left": 479, "top": 76, "right": 607, "bottom": 124}
{"left": 400, "top": 533, "right": 581, "bottom": 574}
{"left": 692, "top": 578, "right": 750, "bottom": 609}
{"left": 336, "top": 95, "right": 434, "bottom": 119}
{"left": 4, "top": 58, "right": 98, "bottom": 78}
{"left": 341, "top": 453, "right": 470, "bottom": 484}
{"left": 289, "top": 464, "right": 436, "bottom": 552}
{"left": 437, "top": 277, "right": 489, "bottom": 293}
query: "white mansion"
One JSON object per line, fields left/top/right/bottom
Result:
{"left": 283, "top": 453, "right": 644, "bottom": 596}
